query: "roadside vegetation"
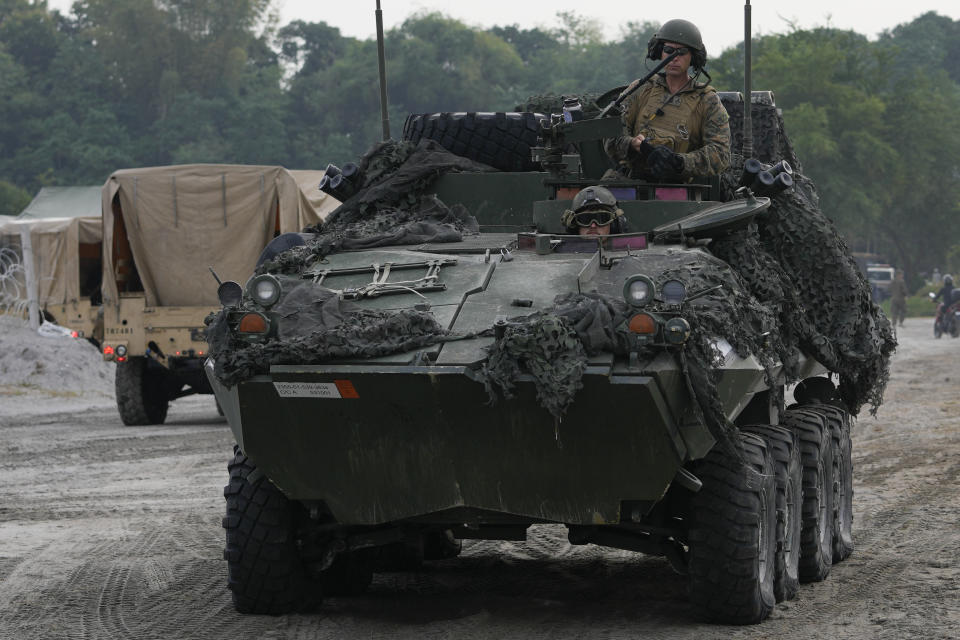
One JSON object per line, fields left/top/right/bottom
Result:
{"left": 1, "top": 1, "right": 958, "bottom": 282}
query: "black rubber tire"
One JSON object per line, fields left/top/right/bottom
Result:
{"left": 688, "top": 433, "right": 777, "bottom": 624}
{"left": 222, "top": 447, "right": 318, "bottom": 614}
{"left": 115, "top": 356, "right": 169, "bottom": 425}
{"left": 402, "top": 111, "right": 547, "bottom": 172}
{"left": 807, "top": 404, "right": 855, "bottom": 562}
{"left": 782, "top": 409, "right": 834, "bottom": 582}
{"left": 934, "top": 321, "right": 943, "bottom": 338}
{"left": 319, "top": 550, "right": 374, "bottom": 597}
{"left": 741, "top": 424, "right": 803, "bottom": 602}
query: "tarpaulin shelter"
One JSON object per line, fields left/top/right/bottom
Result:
{"left": 0, "top": 186, "right": 104, "bottom": 329}
{"left": 0, "top": 216, "right": 102, "bottom": 308}
{"left": 101, "top": 164, "right": 339, "bottom": 308}
{"left": 16, "top": 186, "right": 103, "bottom": 220}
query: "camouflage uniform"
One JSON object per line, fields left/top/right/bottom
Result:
{"left": 889, "top": 277, "right": 908, "bottom": 326}
{"left": 605, "top": 74, "right": 731, "bottom": 178}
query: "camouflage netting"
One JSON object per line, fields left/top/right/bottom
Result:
{"left": 208, "top": 94, "right": 893, "bottom": 426}
{"left": 206, "top": 279, "right": 467, "bottom": 387}
{"left": 715, "top": 100, "right": 896, "bottom": 413}
{"left": 207, "top": 139, "right": 489, "bottom": 384}
{"left": 476, "top": 251, "right": 780, "bottom": 456}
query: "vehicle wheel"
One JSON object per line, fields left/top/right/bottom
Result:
{"left": 402, "top": 112, "right": 547, "bottom": 172}
{"left": 808, "top": 404, "right": 855, "bottom": 562}
{"left": 741, "top": 425, "right": 803, "bottom": 602}
{"left": 782, "top": 409, "right": 834, "bottom": 582}
{"left": 319, "top": 550, "right": 374, "bottom": 596}
{"left": 934, "top": 321, "right": 943, "bottom": 338}
{"left": 222, "top": 447, "right": 318, "bottom": 614}
{"left": 951, "top": 323, "right": 959, "bottom": 338}
{"left": 687, "top": 433, "right": 777, "bottom": 624}
{"left": 115, "top": 356, "right": 169, "bottom": 425}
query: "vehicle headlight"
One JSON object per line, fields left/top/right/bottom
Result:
{"left": 217, "top": 281, "right": 243, "bottom": 307}
{"left": 664, "top": 317, "right": 691, "bottom": 344}
{"left": 660, "top": 280, "right": 687, "bottom": 305}
{"left": 246, "top": 274, "right": 282, "bottom": 308}
{"left": 623, "top": 274, "right": 655, "bottom": 307}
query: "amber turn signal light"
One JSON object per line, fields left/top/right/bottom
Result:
{"left": 238, "top": 312, "right": 268, "bottom": 333}
{"left": 628, "top": 313, "right": 657, "bottom": 334}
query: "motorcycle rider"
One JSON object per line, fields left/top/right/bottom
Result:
{"left": 933, "top": 274, "right": 955, "bottom": 305}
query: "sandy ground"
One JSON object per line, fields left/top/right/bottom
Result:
{"left": 0, "top": 317, "right": 957, "bottom": 639}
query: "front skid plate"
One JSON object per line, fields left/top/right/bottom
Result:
{"left": 209, "top": 363, "right": 685, "bottom": 526}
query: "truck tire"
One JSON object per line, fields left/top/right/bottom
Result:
{"left": 807, "top": 404, "right": 855, "bottom": 562}
{"left": 115, "top": 356, "right": 169, "bottom": 425}
{"left": 222, "top": 447, "right": 318, "bottom": 614}
{"left": 741, "top": 424, "right": 802, "bottom": 602}
{"left": 783, "top": 409, "right": 834, "bottom": 582}
{"left": 402, "top": 112, "right": 547, "bottom": 172}
{"left": 688, "top": 433, "right": 777, "bottom": 624}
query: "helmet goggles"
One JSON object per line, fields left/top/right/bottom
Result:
{"left": 572, "top": 208, "right": 615, "bottom": 227}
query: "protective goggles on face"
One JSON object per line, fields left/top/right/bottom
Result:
{"left": 662, "top": 44, "right": 690, "bottom": 56}
{"left": 572, "top": 209, "right": 615, "bottom": 227}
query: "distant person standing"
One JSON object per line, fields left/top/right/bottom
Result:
{"left": 889, "top": 270, "right": 908, "bottom": 327}
{"left": 932, "top": 267, "right": 942, "bottom": 284}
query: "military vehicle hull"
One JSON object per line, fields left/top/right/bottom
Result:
{"left": 206, "top": 98, "right": 871, "bottom": 623}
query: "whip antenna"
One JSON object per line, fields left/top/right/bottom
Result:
{"left": 375, "top": 1, "right": 391, "bottom": 140}
{"left": 742, "top": 0, "right": 753, "bottom": 159}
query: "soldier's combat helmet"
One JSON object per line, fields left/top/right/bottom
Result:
{"left": 648, "top": 19, "right": 707, "bottom": 69}
{"left": 561, "top": 186, "right": 626, "bottom": 232}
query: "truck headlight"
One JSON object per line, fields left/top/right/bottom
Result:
{"left": 664, "top": 317, "right": 691, "bottom": 344}
{"left": 623, "top": 275, "right": 655, "bottom": 307}
{"left": 661, "top": 280, "right": 687, "bottom": 305}
{"left": 246, "top": 274, "right": 282, "bottom": 308}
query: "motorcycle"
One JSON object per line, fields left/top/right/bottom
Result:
{"left": 928, "top": 291, "right": 960, "bottom": 338}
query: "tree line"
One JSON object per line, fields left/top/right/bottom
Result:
{"left": 1, "top": 0, "right": 958, "bottom": 282}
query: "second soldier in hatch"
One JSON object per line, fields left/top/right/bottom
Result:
{"left": 604, "top": 19, "right": 731, "bottom": 181}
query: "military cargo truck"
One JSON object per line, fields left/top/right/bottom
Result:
{"left": 204, "top": 89, "right": 890, "bottom": 623}
{"left": 100, "top": 164, "right": 339, "bottom": 425}
{"left": 0, "top": 215, "right": 102, "bottom": 341}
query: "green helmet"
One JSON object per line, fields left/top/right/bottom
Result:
{"left": 572, "top": 185, "right": 617, "bottom": 214}
{"left": 561, "top": 186, "right": 626, "bottom": 232}
{"left": 648, "top": 19, "right": 707, "bottom": 68}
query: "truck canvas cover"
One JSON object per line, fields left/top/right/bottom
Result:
{"left": 0, "top": 216, "right": 101, "bottom": 307}
{"left": 101, "top": 164, "right": 339, "bottom": 307}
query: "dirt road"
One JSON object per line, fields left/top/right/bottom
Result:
{"left": 0, "top": 318, "right": 957, "bottom": 639}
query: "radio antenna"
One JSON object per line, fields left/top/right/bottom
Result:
{"left": 375, "top": 1, "right": 391, "bottom": 140}
{"left": 742, "top": 0, "right": 754, "bottom": 159}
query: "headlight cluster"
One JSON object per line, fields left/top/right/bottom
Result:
{"left": 621, "top": 274, "right": 690, "bottom": 345}
{"left": 622, "top": 275, "right": 686, "bottom": 307}
{"left": 216, "top": 273, "right": 284, "bottom": 342}
{"left": 247, "top": 274, "right": 282, "bottom": 307}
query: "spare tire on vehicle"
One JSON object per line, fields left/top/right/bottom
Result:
{"left": 402, "top": 112, "right": 548, "bottom": 172}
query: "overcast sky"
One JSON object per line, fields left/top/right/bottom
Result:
{"left": 46, "top": 1, "right": 959, "bottom": 53}
{"left": 271, "top": 1, "right": 959, "bottom": 51}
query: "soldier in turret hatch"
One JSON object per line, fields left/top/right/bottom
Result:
{"left": 604, "top": 19, "right": 731, "bottom": 181}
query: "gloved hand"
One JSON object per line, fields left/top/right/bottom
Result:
{"left": 646, "top": 145, "right": 684, "bottom": 178}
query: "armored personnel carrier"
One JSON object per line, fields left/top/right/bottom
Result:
{"left": 204, "top": 78, "right": 892, "bottom": 622}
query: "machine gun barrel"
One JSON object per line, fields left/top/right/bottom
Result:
{"left": 596, "top": 50, "right": 682, "bottom": 120}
